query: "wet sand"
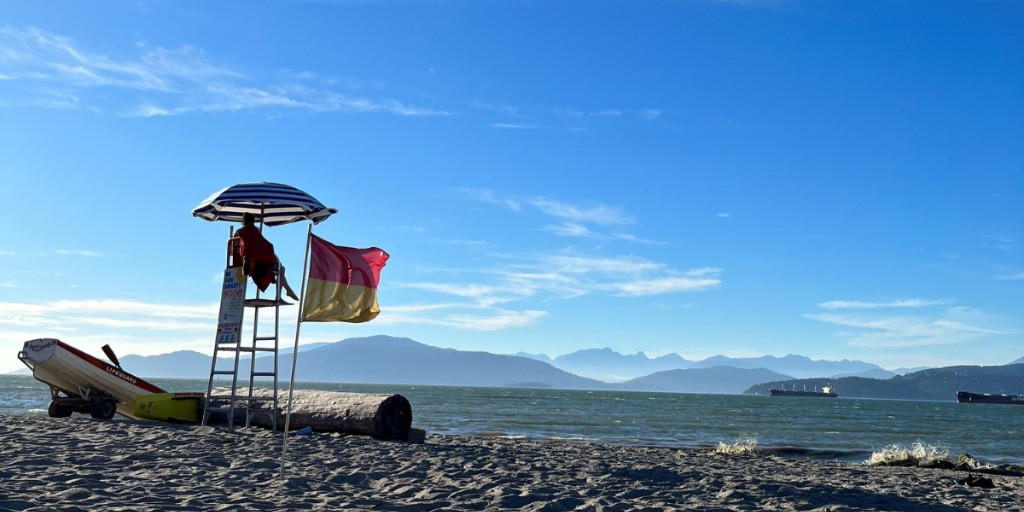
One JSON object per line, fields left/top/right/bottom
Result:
{"left": 1, "top": 415, "right": 1021, "bottom": 511}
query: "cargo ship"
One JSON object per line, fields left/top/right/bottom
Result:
{"left": 956, "top": 391, "right": 1024, "bottom": 405}
{"left": 769, "top": 385, "right": 838, "bottom": 398}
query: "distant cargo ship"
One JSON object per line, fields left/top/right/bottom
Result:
{"left": 956, "top": 391, "right": 1024, "bottom": 405}
{"left": 769, "top": 385, "right": 838, "bottom": 398}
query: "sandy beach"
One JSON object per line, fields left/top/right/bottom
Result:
{"left": 1, "top": 415, "right": 1021, "bottom": 511}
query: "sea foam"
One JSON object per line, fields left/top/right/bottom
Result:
{"left": 715, "top": 437, "right": 758, "bottom": 455}
{"left": 868, "top": 442, "right": 951, "bottom": 468}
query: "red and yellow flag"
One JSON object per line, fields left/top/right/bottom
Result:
{"left": 301, "top": 234, "right": 389, "bottom": 323}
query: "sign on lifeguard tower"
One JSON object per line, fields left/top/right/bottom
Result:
{"left": 215, "top": 268, "right": 247, "bottom": 344}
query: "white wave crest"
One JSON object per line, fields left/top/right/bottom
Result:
{"left": 868, "top": 442, "right": 949, "bottom": 467}
{"left": 715, "top": 437, "right": 758, "bottom": 455}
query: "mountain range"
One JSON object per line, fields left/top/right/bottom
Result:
{"left": 518, "top": 347, "right": 893, "bottom": 381}
{"left": 10, "top": 335, "right": 1023, "bottom": 400}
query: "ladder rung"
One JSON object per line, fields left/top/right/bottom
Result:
{"left": 251, "top": 372, "right": 277, "bottom": 378}
{"left": 253, "top": 336, "right": 277, "bottom": 341}
{"left": 211, "top": 370, "right": 236, "bottom": 375}
{"left": 251, "top": 347, "right": 276, "bottom": 352}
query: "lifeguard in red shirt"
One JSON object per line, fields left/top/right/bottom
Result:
{"left": 234, "top": 212, "right": 299, "bottom": 301}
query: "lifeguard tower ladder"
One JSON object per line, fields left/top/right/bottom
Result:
{"left": 202, "top": 230, "right": 288, "bottom": 431}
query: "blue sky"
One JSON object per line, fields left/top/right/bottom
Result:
{"left": 1, "top": 0, "right": 1021, "bottom": 375}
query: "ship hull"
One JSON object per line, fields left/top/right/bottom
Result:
{"left": 956, "top": 391, "right": 1024, "bottom": 405}
{"left": 769, "top": 389, "right": 838, "bottom": 398}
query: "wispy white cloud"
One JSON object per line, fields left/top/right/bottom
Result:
{"left": 0, "top": 26, "right": 447, "bottom": 118}
{"left": 817, "top": 298, "right": 950, "bottom": 310}
{"left": 404, "top": 190, "right": 720, "bottom": 330}
{"left": 609, "top": 274, "right": 721, "bottom": 296}
{"left": 0, "top": 250, "right": 14, "bottom": 256}
{"left": 0, "top": 299, "right": 216, "bottom": 320}
{"left": 126, "top": 104, "right": 172, "bottom": 117}
{"left": 451, "top": 188, "right": 522, "bottom": 211}
{"left": 53, "top": 249, "right": 103, "bottom": 257}
{"left": 552, "top": 106, "right": 664, "bottom": 121}
{"left": 458, "top": 188, "right": 662, "bottom": 242}
{"left": 374, "top": 305, "right": 547, "bottom": 331}
{"left": 995, "top": 272, "right": 1024, "bottom": 281}
{"left": 544, "top": 222, "right": 594, "bottom": 238}
{"left": 981, "top": 234, "right": 1013, "bottom": 250}
{"left": 641, "top": 109, "right": 663, "bottom": 120}
{"left": 717, "top": 213, "right": 731, "bottom": 218}
{"left": 491, "top": 123, "right": 540, "bottom": 129}
{"left": 442, "top": 309, "right": 547, "bottom": 331}
{"left": 394, "top": 254, "right": 721, "bottom": 328}
{"left": 529, "top": 197, "right": 635, "bottom": 226}
{"left": 386, "top": 241, "right": 721, "bottom": 330}
{"left": 479, "top": 98, "right": 662, "bottom": 128}
{"left": 474, "top": 98, "right": 520, "bottom": 116}
{"left": 509, "top": 192, "right": 655, "bottom": 242}
{"left": 426, "top": 238, "right": 489, "bottom": 248}
{"left": 0, "top": 298, "right": 221, "bottom": 371}
{"left": 543, "top": 224, "right": 664, "bottom": 245}
{"left": 613, "top": 233, "right": 665, "bottom": 245}
{"left": 399, "top": 282, "right": 509, "bottom": 301}
{"left": 806, "top": 301, "right": 1007, "bottom": 348}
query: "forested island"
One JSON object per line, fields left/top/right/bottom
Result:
{"left": 746, "top": 364, "right": 1024, "bottom": 401}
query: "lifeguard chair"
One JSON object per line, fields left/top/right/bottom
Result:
{"left": 202, "top": 225, "right": 290, "bottom": 430}
{"left": 191, "top": 182, "right": 338, "bottom": 432}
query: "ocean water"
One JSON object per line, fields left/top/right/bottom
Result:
{"left": 3, "top": 374, "right": 1023, "bottom": 467}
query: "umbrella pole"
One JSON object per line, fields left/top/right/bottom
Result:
{"left": 280, "top": 223, "right": 313, "bottom": 479}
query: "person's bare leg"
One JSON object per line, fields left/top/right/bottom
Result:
{"left": 279, "top": 263, "right": 299, "bottom": 301}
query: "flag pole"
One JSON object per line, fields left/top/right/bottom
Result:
{"left": 281, "top": 223, "right": 313, "bottom": 479}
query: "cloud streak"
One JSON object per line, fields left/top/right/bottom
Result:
{"left": 391, "top": 254, "right": 721, "bottom": 329}
{"left": 0, "top": 298, "right": 223, "bottom": 370}
{"left": 456, "top": 189, "right": 648, "bottom": 242}
{"left": 409, "top": 189, "right": 720, "bottom": 329}
{"left": 53, "top": 249, "right": 103, "bottom": 257}
{"left": 0, "top": 26, "right": 448, "bottom": 118}
{"left": 995, "top": 272, "right": 1024, "bottom": 281}
{"left": 817, "top": 299, "right": 951, "bottom": 310}
{"left": 807, "top": 300, "right": 1006, "bottom": 348}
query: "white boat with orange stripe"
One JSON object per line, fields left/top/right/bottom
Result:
{"left": 18, "top": 338, "right": 168, "bottom": 420}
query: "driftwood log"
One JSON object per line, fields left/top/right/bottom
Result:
{"left": 209, "top": 387, "right": 413, "bottom": 441}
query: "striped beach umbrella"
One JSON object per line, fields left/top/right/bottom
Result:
{"left": 192, "top": 182, "right": 338, "bottom": 226}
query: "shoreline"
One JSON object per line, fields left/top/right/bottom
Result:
{"left": 2, "top": 415, "right": 1022, "bottom": 511}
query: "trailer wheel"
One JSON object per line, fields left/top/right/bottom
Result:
{"left": 48, "top": 401, "right": 72, "bottom": 418}
{"left": 90, "top": 398, "right": 117, "bottom": 420}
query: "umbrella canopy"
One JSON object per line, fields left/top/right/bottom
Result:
{"left": 192, "top": 182, "right": 338, "bottom": 226}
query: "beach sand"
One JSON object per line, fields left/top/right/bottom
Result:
{"left": 1, "top": 415, "right": 1021, "bottom": 511}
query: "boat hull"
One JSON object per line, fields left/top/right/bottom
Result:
{"left": 957, "top": 391, "right": 1024, "bottom": 405}
{"left": 133, "top": 393, "right": 204, "bottom": 423}
{"left": 19, "top": 339, "right": 166, "bottom": 419}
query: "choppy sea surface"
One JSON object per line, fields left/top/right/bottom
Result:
{"left": 3, "top": 374, "right": 1023, "bottom": 466}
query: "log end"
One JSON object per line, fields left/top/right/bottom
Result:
{"left": 375, "top": 394, "right": 413, "bottom": 441}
